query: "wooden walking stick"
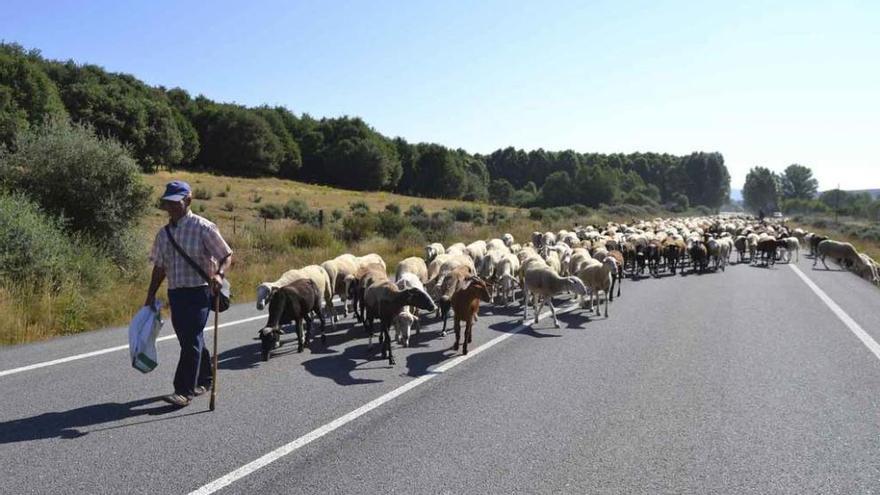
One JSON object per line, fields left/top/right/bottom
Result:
{"left": 209, "top": 293, "right": 219, "bottom": 411}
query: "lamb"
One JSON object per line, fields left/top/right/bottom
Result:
{"left": 450, "top": 277, "right": 492, "bottom": 355}
{"left": 395, "top": 256, "right": 428, "bottom": 283}
{"left": 396, "top": 271, "right": 430, "bottom": 335}
{"left": 349, "top": 263, "right": 389, "bottom": 323}
{"left": 522, "top": 266, "right": 588, "bottom": 327}
{"left": 576, "top": 257, "right": 618, "bottom": 317}
{"left": 257, "top": 279, "right": 326, "bottom": 361}
{"left": 256, "top": 265, "right": 335, "bottom": 327}
{"left": 435, "top": 265, "right": 472, "bottom": 336}
{"left": 854, "top": 254, "right": 880, "bottom": 286}
{"left": 494, "top": 252, "right": 521, "bottom": 305}
{"left": 777, "top": 237, "right": 800, "bottom": 263}
{"left": 425, "top": 243, "right": 445, "bottom": 263}
{"left": 321, "top": 253, "right": 358, "bottom": 318}
{"left": 363, "top": 280, "right": 436, "bottom": 364}
{"left": 466, "top": 240, "right": 488, "bottom": 270}
{"left": 814, "top": 240, "right": 860, "bottom": 270}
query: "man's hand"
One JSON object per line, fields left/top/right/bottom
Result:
{"left": 210, "top": 274, "right": 224, "bottom": 295}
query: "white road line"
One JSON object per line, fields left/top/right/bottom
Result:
{"left": 790, "top": 264, "right": 880, "bottom": 361}
{"left": 189, "top": 304, "right": 579, "bottom": 495}
{"left": 0, "top": 315, "right": 266, "bottom": 378}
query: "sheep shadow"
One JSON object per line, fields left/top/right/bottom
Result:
{"left": 489, "top": 318, "right": 563, "bottom": 338}
{"left": 405, "top": 347, "right": 455, "bottom": 377}
{"left": 556, "top": 311, "right": 594, "bottom": 329}
{"left": 219, "top": 321, "right": 366, "bottom": 370}
{"left": 0, "top": 396, "right": 184, "bottom": 444}
{"left": 300, "top": 343, "right": 384, "bottom": 386}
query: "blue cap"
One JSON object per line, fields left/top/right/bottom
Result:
{"left": 160, "top": 180, "right": 191, "bottom": 202}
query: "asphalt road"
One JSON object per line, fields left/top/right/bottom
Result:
{"left": 2, "top": 252, "right": 880, "bottom": 494}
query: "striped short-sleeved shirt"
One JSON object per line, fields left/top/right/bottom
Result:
{"left": 149, "top": 211, "right": 233, "bottom": 290}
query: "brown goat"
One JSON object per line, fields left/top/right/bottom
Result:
{"left": 451, "top": 277, "right": 492, "bottom": 355}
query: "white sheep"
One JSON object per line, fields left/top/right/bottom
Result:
{"left": 321, "top": 253, "right": 358, "bottom": 317}
{"left": 425, "top": 243, "right": 445, "bottom": 263}
{"left": 395, "top": 256, "right": 428, "bottom": 283}
{"left": 777, "top": 237, "right": 800, "bottom": 263}
{"left": 396, "top": 271, "right": 430, "bottom": 332}
{"left": 576, "top": 257, "right": 617, "bottom": 317}
{"left": 814, "top": 240, "right": 860, "bottom": 270}
{"left": 502, "top": 233, "right": 515, "bottom": 247}
{"left": 522, "top": 266, "right": 587, "bottom": 327}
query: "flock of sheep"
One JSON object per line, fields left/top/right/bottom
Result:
{"left": 253, "top": 214, "right": 880, "bottom": 366}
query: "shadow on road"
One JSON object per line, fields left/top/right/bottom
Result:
{"left": 0, "top": 396, "right": 186, "bottom": 444}
{"left": 300, "top": 343, "right": 384, "bottom": 386}
{"left": 218, "top": 321, "right": 365, "bottom": 371}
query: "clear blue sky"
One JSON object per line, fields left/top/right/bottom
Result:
{"left": 3, "top": 0, "right": 878, "bottom": 191}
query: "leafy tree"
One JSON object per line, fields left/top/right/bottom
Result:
{"left": 574, "top": 164, "right": 618, "bottom": 207}
{"left": 189, "top": 102, "right": 284, "bottom": 176}
{"left": 413, "top": 143, "right": 466, "bottom": 198}
{"left": 488, "top": 178, "right": 515, "bottom": 205}
{"left": 742, "top": 166, "right": 779, "bottom": 213}
{"left": 42, "top": 60, "right": 186, "bottom": 170}
{"left": 0, "top": 44, "right": 67, "bottom": 147}
{"left": 781, "top": 164, "right": 818, "bottom": 200}
{"left": 540, "top": 171, "right": 577, "bottom": 206}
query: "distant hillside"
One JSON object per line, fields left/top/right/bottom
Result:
{"left": 818, "top": 188, "right": 880, "bottom": 199}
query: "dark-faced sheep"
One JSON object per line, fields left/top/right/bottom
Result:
{"left": 363, "top": 281, "right": 436, "bottom": 365}
{"left": 258, "top": 279, "right": 326, "bottom": 361}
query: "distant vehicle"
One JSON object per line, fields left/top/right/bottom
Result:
{"left": 772, "top": 211, "right": 783, "bottom": 218}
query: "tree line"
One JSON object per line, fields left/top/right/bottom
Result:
{"left": 1, "top": 42, "right": 731, "bottom": 210}
{"left": 743, "top": 164, "right": 880, "bottom": 221}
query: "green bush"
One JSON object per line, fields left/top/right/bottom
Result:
{"left": 377, "top": 210, "right": 409, "bottom": 238}
{"left": 0, "top": 119, "right": 150, "bottom": 262}
{"left": 393, "top": 225, "right": 426, "bottom": 251}
{"left": 384, "top": 203, "right": 401, "bottom": 215}
{"left": 258, "top": 203, "right": 284, "bottom": 219}
{"left": 340, "top": 212, "right": 379, "bottom": 242}
{"left": 194, "top": 203, "right": 206, "bottom": 213}
{"left": 0, "top": 192, "right": 73, "bottom": 287}
{"left": 284, "top": 199, "right": 318, "bottom": 225}
{"left": 330, "top": 209, "right": 344, "bottom": 222}
{"left": 405, "top": 204, "right": 426, "bottom": 218}
{"left": 223, "top": 201, "right": 235, "bottom": 212}
{"left": 447, "top": 205, "right": 484, "bottom": 223}
{"left": 571, "top": 204, "right": 590, "bottom": 216}
{"left": 216, "top": 190, "right": 228, "bottom": 198}
{"left": 250, "top": 193, "right": 262, "bottom": 203}
{"left": 349, "top": 200, "right": 370, "bottom": 214}
{"left": 193, "top": 187, "right": 212, "bottom": 200}
{"left": 286, "top": 225, "right": 337, "bottom": 249}
{"left": 487, "top": 208, "right": 508, "bottom": 225}
{"left": 529, "top": 207, "right": 545, "bottom": 220}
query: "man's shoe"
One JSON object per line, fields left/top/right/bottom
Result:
{"left": 194, "top": 385, "right": 211, "bottom": 397}
{"left": 162, "top": 393, "right": 191, "bottom": 407}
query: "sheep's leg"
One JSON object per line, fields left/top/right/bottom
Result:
{"left": 453, "top": 319, "right": 461, "bottom": 351}
{"left": 316, "top": 307, "right": 327, "bottom": 344}
{"left": 463, "top": 320, "right": 472, "bottom": 355}
{"left": 616, "top": 273, "right": 621, "bottom": 298}
{"left": 440, "top": 303, "right": 450, "bottom": 337}
{"left": 295, "top": 319, "right": 304, "bottom": 353}
{"left": 549, "top": 299, "right": 559, "bottom": 328}
{"left": 522, "top": 285, "right": 529, "bottom": 323}
{"left": 604, "top": 290, "right": 609, "bottom": 318}
{"left": 534, "top": 296, "right": 545, "bottom": 324}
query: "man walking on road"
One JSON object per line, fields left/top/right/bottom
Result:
{"left": 144, "top": 180, "right": 233, "bottom": 407}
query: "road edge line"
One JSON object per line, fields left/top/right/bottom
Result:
{"left": 789, "top": 264, "right": 880, "bottom": 361}
{"left": 0, "top": 315, "right": 266, "bottom": 378}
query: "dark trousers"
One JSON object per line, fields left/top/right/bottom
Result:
{"left": 168, "top": 286, "right": 212, "bottom": 396}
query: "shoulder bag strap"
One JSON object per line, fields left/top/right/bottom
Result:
{"left": 165, "top": 225, "right": 212, "bottom": 284}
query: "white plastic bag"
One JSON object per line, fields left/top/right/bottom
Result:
{"left": 128, "top": 301, "right": 163, "bottom": 373}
